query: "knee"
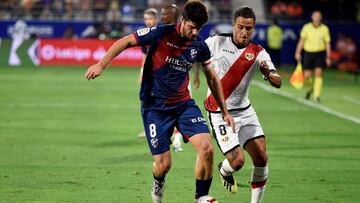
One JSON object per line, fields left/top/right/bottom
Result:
{"left": 155, "top": 159, "right": 172, "bottom": 174}
{"left": 253, "top": 150, "right": 268, "bottom": 167}
{"left": 199, "top": 142, "right": 214, "bottom": 160}
{"left": 229, "top": 156, "right": 245, "bottom": 171}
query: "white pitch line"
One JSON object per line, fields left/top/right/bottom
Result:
{"left": 0, "top": 102, "right": 139, "bottom": 109}
{"left": 342, "top": 96, "right": 360, "bottom": 106}
{"left": 252, "top": 80, "right": 360, "bottom": 125}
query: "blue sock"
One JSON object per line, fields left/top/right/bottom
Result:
{"left": 195, "top": 177, "right": 213, "bottom": 199}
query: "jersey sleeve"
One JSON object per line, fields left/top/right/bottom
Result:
{"left": 205, "top": 36, "right": 216, "bottom": 57}
{"left": 257, "top": 49, "right": 276, "bottom": 71}
{"left": 197, "top": 41, "right": 212, "bottom": 67}
{"left": 300, "top": 24, "right": 307, "bottom": 39}
{"left": 133, "top": 27, "right": 157, "bottom": 46}
{"left": 324, "top": 25, "right": 331, "bottom": 43}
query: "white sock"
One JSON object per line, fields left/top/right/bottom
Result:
{"left": 173, "top": 132, "right": 182, "bottom": 148}
{"left": 220, "top": 159, "right": 235, "bottom": 177}
{"left": 250, "top": 165, "right": 268, "bottom": 203}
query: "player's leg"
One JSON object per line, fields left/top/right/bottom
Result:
{"left": 188, "top": 133, "right": 214, "bottom": 200}
{"left": 313, "top": 52, "right": 326, "bottom": 102}
{"left": 313, "top": 67, "right": 323, "bottom": 102}
{"left": 303, "top": 52, "right": 314, "bottom": 99}
{"left": 245, "top": 137, "right": 268, "bottom": 203}
{"left": 208, "top": 111, "right": 242, "bottom": 193}
{"left": 172, "top": 128, "right": 183, "bottom": 152}
{"left": 142, "top": 106, "right": 175, "bottom": 203}
{"left": 151, "top": 151, "right": 172, "bottom": 203}
{"left": 176, "top": 100, "right": 214, "bottom": 200}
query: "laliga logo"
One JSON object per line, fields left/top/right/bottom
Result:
{"left": 245, "top": 53, "right": 254, "bottom": 61}
{"left": 190, "top": 49, "right": 197, "bottom": 59}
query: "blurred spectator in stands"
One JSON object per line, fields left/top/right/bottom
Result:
{"left": 93, "top": 0, "right": 107, "bottom": 22}
{"left": 333, "top": 34, "right": 358, "bottom": 72}
{"left": 121, "top": 2, "right": 135, "bottom": 22}
{"left": 147, "top": 0, "right": 165, "bottom": 10}
{"left": 216, "top": 0, "right": 231, "bottom": 20}
{"left": 287, "top": 1, "right": 303, "bottom": 18}
{"left": 21, "top": 0, "right": 34, "bottom": 19}
{"left": 63, "top": 26, "right": 77, "bottom": 39}
{"left": 271, "top": 1, "right": 287, "bottom": 17}
{"left": 0, "top": 0, "right": 16, "bottom": 19}
{"left": 62, "top": 0, "right": 74, "bottom": 20}
{"left": 267, "top": 18, "right": 283, "bottom": 67}
{"left": 75, "top": 0, "right": 93, "bottom": 21}
{"left": 203, "top": 0, "right": 218, "bottom": 21}
{"left": 107, "top": 0, "right": 122, "bottom": 22}
{"left": 53, "top": 0, "right": 64, "bottom": 19}
{"left": 40, "top": 0, "right": 54, "bottom": 20}
{"left": 160, "top": 4, "right": 179, "bottom": 24}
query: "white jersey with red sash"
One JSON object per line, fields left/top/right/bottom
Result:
{"left": 204, "top": 34, "right": 276, "bottom": 112}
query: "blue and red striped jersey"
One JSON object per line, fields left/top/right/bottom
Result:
{"left": 134, "top": 23, "right": 211, "bottom": 105}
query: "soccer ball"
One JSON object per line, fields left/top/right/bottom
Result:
{"left": 196, "top": 195, "right": 218, "bottom": 203}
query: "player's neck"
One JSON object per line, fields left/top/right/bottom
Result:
{"left": 231, "top": 36, "right": 249, "bottom": 49}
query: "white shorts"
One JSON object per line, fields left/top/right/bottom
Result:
{"left": 208, "top": 105, "right": 264, "bottom": 154}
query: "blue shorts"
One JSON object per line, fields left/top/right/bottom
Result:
{"left": 141, "top": 99, "right": 209, "bottom": 155}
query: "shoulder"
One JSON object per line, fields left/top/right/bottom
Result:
{"left": 249, "top": 41, "right": 264, "bottom": 52}
{"left": 205, "top": 33, "right": 231, "bottom": 44}
{"left": 302, "top": 23, "right": 312, "bottom": 31}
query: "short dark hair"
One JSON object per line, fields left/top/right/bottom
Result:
{"left": 233, "top": 6, "right": 256, "bottom": 22}
{"left": 182, "top": 0, "right": 208, "bottom": 27}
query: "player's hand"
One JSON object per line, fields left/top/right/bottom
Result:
{"left": 326, "top": 56, "right": 331, "bottom": 67}
{"left": 193, "top": 75, "right": 200, "bottom": 89}
{"left": 295, "top": 52, "right": 301, "bottom": 62}
{"left": 85, "top": 63, "right": 104, "bottom": 80}
{"left": 222, "top": 113, "right": 235, "bottom": 133}
{"left": 259, "top": 61, "right": 270, "bottom": 77}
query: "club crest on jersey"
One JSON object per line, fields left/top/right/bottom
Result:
{"left": 245, "top": 53, "right": 254, "bottom": 61}
{"left": 137, "top": 27, "right": 150, "bottom": 36}
{"left": 151, "top": 138, "right": 158, "bottom": 148}
{"left": 190, "top": 49, "right": 197, "bottom": 59}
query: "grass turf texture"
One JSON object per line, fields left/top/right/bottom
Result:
{"left": 0, "top": 66, "right": 359, "bottom": 202}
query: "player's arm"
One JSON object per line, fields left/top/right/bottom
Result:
{"left": 202, "top": 63, "right": 235, "bottom": 132}
{"left": 85, "top": 34, "right": 138, "bottom": 80}
{"left": 294, "top": 37, "right": 304, "bottom": 62}
{"left": 259, "top": 61, "right": 282, "bottom": 88}
{"left": 192, "top": 63, "right": 200, "bottom": 89}
{"left": 325, "top": 42, "right": 331, "bottom": 67}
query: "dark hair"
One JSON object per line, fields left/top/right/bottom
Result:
{"left": 233, "top": 6, "right": 256, "bottom": 22}
{"left": 182, "top": 0, "right": 208, "bottom": 27}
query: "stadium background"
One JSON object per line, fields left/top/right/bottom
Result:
{"left": 0, "top": 0, "right": 359, "bottom": 202}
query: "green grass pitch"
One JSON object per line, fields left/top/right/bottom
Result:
{"left": 0, "top": 66, "right": 359, "bottom": 202}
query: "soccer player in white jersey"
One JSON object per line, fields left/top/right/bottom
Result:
{"left": 204, "top": 7, "right": 282, "bottom": 203}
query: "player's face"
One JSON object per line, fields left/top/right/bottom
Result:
{"left": 161, "top": 9, "right": 173, "bottom": 24}
{"left": 144, "top": 14, "right": 157, "bottom": 27}
{"left": 312, "top": 11, "right": 322, "bottom": 26}
{"left": 233, "top": 16, "right": 255, "bottom": 47}
{"left": 180, "top": 18, "right": 202, "bottom": 40}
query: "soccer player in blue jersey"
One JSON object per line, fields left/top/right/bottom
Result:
{"left": 85, "top": 1, "right": 234, "bottom": 202}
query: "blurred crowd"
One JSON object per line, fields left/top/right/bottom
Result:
{"left": 267, "top": 0, "right": 360, "bottom": 22}
{"left": 0, "top": 0, "right": 232, "bottom": 22}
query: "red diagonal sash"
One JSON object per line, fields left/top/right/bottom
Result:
{"left": 205, "top": 43, "right": 263, "bottom": 111}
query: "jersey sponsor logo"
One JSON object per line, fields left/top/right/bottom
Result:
{"left": 190, "top": 48, "right": 197, "bottom": 59}
{"left": 222, "top": 48, "right": 235, "bottom": 54}
{"left": 245, "top": 53, "right": 254, "bottom": 61}
{"left": 166, "top": 42, "right": 180, "bottom": 49}
{"left": 136, "top": 27, "right": 150, "bottom": 36}
{"left": 165, "top": 56, "right": 192, "bottom": 69}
